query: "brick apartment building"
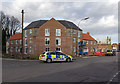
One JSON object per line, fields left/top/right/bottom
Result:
{"left": 7, "top": 33, "right": 22, "bottom": 56}
{"left": 82, "top": 32, "right": 97, "bottom": 55}
{"left": 7, "top": 18, "right": 98, "bottom": 57}
{"left": 7, "top": 18, "right": 82, "bottom": 57}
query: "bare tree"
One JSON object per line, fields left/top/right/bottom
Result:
{"left": 0, "top": 11, "right": 21, "bottom": 53}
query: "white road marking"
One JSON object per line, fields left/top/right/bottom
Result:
{"left": 107, "top": 71, "right": 120, "bottom": 84}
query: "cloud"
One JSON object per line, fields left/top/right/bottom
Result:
{"left": 1, "top": 1, "right": 118, "bottom": 43}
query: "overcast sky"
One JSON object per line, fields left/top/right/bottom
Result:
{"left": 1, "top": 0, "right": 119, "bottom": 43}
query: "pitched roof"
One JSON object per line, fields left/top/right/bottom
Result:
{"left": 8, "top": 33, "right": 22, "bottom": 40}
{"left": 24, "top": 19, "right": 82, "bottom": 30}
{"left": 82, "top": 33, "right": 96, "bottom": 41}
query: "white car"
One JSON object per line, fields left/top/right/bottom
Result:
{"left": 39, "top": 51, "right": 73, "bottom": 63}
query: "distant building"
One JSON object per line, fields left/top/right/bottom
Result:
{"left": 82, "top": 32, "right": 97, "bottom": 55}
{"left": 97, "top": 36, "right": 112, "bottom": 52}
{"left": 112, "top": 43, "right": 119, "bottom": 50}
{"left": 7, "top": 33, "right": 22, "bottom": 56}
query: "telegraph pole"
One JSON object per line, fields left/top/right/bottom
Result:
{"left": 21, "top": 10, "right": 24, "bottom": 59}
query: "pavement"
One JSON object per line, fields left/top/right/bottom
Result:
{"left": 2, "top": 55, "right": 119, "bottom": 83}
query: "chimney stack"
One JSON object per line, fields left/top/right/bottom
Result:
{"left": 87, "top": 32, "right": 89, "bottom": 35}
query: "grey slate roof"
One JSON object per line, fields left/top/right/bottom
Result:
{"left": 24, "top": 20, "right": 82, "bottom": 30}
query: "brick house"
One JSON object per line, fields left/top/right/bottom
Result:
{"left": 7, "top": 18, "right": 83, "bottom": 57}
{"left": 7, "top": 18, "right": 98, "bottom": 57}
{"left": 82, "top": 32, "right": 97, "bottom": 55}
{"left": 7, "top": 33, "right": 22, "bottom": 56}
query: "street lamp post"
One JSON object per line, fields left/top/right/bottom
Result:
{"left": 77, "top": 17, "right": 89, "bottom": 57}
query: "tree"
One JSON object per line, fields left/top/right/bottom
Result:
{"left": 0, "top": 11, "right": 21, "bottom": 53}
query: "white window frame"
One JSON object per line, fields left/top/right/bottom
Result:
{"left": 73, "top": 38, "right": 76, "bottom": 43}
{"left": 25, "top": 30, "right": 27, "bottom": 37}
{"left": 25, "top": 38, "right": 27, "bottom": 46}
{"left": 30, "top": 38, "right": 32, "bottom": 43}
{"left": 11, "top": 40, "right": 13, "bottom": 44}
{"left": 24, "top": 47, "right": 27, "bottom": 54}
{"left": 29, "top": 46, "right": 32, "bottom": 53}
{"left": 56, "top": 29, "right": 61, "bottom": 36}
{"left": 56, "top": 38, "right": 61, "bottom": 45}
{"left": 45, "top": 29, "right": 50, "bottom": 36}
{"left": 73, "top": 47, "right": 76, "bottom": 52}
{"left": 16, "top": 40, "right": 18, "bottom": 44}
{"left": 16, "top": 47, "right": 18, "bottom": 52}
{"left": 86, "top": 41, "right": 88, "bottom": 44}
{"left": 45, "top": 38, "right": 50, "bottom": 45}
{"left": 78, "top": 31, "right": 80, "bottom": 37}
{"left": 91, "top": 41, "right": 92, "bottom": 45}
{"left": 20, "top": 40, "right": 22, "bottom": 44}
{"left": 11, "top": 47, "right": 13, "bottom": 52}
{"left": 30, "top": 29, "right": 32, "bottom": 34}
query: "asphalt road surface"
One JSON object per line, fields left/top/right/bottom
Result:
{"left": 2, "top": 55, "right": 119, "bottom": 83}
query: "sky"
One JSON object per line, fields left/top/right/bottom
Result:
{"left": 1, "top": 0, "right": 119, "bottom": 43}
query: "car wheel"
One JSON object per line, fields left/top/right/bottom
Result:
{"left": 66, "top": 58, "right": 71, "bottom": 62}
{"left": 46, "top": 58, "right": 52, "bottom": 63}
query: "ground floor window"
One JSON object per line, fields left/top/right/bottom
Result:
{"left": 73, "top": 47, "right": 75, "bottom": 52}
{"left": 29, "top": 46, "right": 32, "bottom": 53}
{"left": 16, "top": 47, "right": 18, "bottom": 52}
{"left": 56, "top": 47, "right": 61, "bottom": 51}
{"left": 24, "top": 47, "right": 28, "bottom": 54}
{"left": 45, "top": 47, "right": 49, "bottom": 52}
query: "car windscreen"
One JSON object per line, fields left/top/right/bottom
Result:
{"left": 107, "top": 50, "right": 112, "bottom": 52}
{"left": 41, "top": 52, "right": 45, "bottom": 54}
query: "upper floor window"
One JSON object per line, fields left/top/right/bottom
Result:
{"left": 78, "top": 31, "right": 80, "bottom": 37}
{"left": 94, "top": 41, "right": 96, "bottom": 45}
{"left": 86, "top": 41, "right": 88, "bottom": 44}
{"left": 56, "top": 38, "right": 61, "bottom": 45}
{"left": 45, "top": 29, "right": 50, "bottom": 36}
{"left": 78, "top": 38, "right": 80, "bottom": 42}
{"left": 16, "top": 40, "right": 18, "bottom": 44}
{"left": 25, "top": 30, "right": 27, "bottom": 37}
{"left": 30, "top": 38, "right": 32, "bottom": 43}
{"left": 56, "top": 29, "right": 61, "bottom": 36}
{"left": 25, "top": 38, "right": 27, "bottom": 46}
{"left": 20, "top": 40, "right": 22, "bottom": 44}
{"left": 16, "top": 47, "right": 18, "bottom": 52}
{"left": 45, "top": 38, "right": 50, "bottom": 45}
{"left": 91, "top": 41, "right": 92, "bottom": 45}
{"left": 11, "top": 40, "right": 13, "bottom": 44}
{"left": 73, "top": 38, "right": 76, "bottom": 43}
{"left": 30, "top": 29, "right": 32, "bottom": 34}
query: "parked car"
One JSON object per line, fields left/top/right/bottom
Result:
{"left": 94, "top": 51, "right": 106, "bottom": 56}
{"left": 39, "top": 51, "right": 73, "bottom": 63}
{"left": 105, "top": 50, "right": 116, "bottom": 56}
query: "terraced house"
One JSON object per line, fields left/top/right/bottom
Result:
{"left": 7, "top": 18, "right": 98, "bottom": 57}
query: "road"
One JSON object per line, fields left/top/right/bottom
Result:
{"left": 2, "top": 55, "right": 119, "bottom": 83}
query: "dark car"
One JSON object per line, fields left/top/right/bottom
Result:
{"left": 106, "top": 50, "right": 116, "bottom": 56}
